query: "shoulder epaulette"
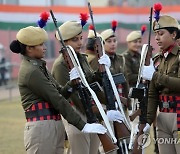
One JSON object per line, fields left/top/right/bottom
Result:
{"left": 178, "top": 47, "right": 180, "bottom": 62}
{"left": 116, "top": 53, "right": 122, "bottom": 56}
{"left": 178, "top": 46, "right": 180, "bottom": 50}
{"left": 29, "top": 60, "right": 38, "bottom": 66}
{"left": 122, "top": 52, "right": 129, "bottom": 58}
{"left": 81, "top": 53, "right": 88, "bottom": 57}
{"left": 152, "top": 52, "right": 161, "bottom": 61}
{"left": 87, "top": 54, "right": 96, "bottom": 62}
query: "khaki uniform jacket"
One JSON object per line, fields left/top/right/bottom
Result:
{"left": 86, "top": 50, "right": 97, "bottom": 70}
{"left": 51, "top": 52, "right": 98, "bottom": 115}
{"left": 123, "top": 50, "right": 141, "bottom": 87}
{"left": 108, "top": 54, "right": 129, "bottom": 99}
{"left": 87, "top": 52, "right": 130, "bottom": 108}
{"left": 87, "top": 51, "right": 128, "bottom": 77}
{"left": 18, "top": 56, "right": 85, "bottom": 130}
{"left": 147, "top": 45, "right": 180, "bottom": 125}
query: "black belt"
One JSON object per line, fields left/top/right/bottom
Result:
{"left": 159, "top": 101, "right": 177, "bottom": 109}
{"left": 25, "top": 108, "right": 59, "bottom": 119}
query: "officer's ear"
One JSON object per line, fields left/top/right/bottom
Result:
{"left": 172, "top": 31, "right": 177, "bottom": 40}
{"left": 26, "top": 46, "right": 31, "bottom": 53}
{"left": 26, "top": 46, "right": 35, "bottom": 54}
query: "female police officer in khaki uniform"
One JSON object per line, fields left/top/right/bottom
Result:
{"left": 123, "top": 31, "right": 142, "bottom": 88}
{"left": 142, "top": 15, "right": 180, "bottom": 154}
{"left": 85, "top": 25, "right": 101, "bottom": 68}
{"left": 100, "top": 27, "right": 131, "bottom": 111}
{"left": 51, "top": 20, "right": 123, "bottom": 154}
{"left": 9, "top": 26, "right": 107, "bottom": 154}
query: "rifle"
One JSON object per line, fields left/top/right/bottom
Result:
{"left": 128, "top": 7, "right": 153, "bottom": 154}
{"left": 130, "top": 86, "right": 148, "bottom": 154}
{"left": 113, "top": 73, "right": 128, "bottom": 106}
{"left": 144, "top": 7, "right": 159, "bottom": 153}
{"left": 88, "top": 2, "right": 130, "bottom": 153}
{"left": 50, "top": 10, "right": 118, "bottom": 154}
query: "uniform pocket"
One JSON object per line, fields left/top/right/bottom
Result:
{"left": 24, "top": 122, "right": 42, "bottom": 151}
{"left": 167, "top": 63, "right": 179, "bottom": 77}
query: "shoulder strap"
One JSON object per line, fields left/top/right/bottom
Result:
{"left": 122, "top": 55, "right": 126, "bottom": 71}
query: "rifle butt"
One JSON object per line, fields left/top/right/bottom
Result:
{"left": 113, "top": 121, "right": 131, "bottom": 140}
{"left": 132, "top": 136, "right": 142, "bottom": 154}
{"left": 153, "top": 126, "right": 159, "bottom": 154}
{"left": 98, "top": 133, "right": 119, "bottom": 154}
{"left": 132, "top": 124, "right": 146, "bottom": 154}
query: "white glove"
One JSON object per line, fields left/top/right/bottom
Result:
{"left": 98, "top": 54, "right": 111, "bottom": 68}
{"left": 143, "top": 123, "right": 151, "bottom": 134}
{"left": 134, "top": 124, "right": 139, "bottom": 135}
{"left": 69, "top": 67, "right": 80, "bottom": 81}
{"left": 81, "top": 123, "right": 107, "bottom": 134}
{"left": 115, "top": 101, "right": 118, "bottom": 109}
{"left": 107, "top": 110, "right": 124, "bottom": 123}
{"left": 141, "top": 59, "right": 155, "bottom": 81}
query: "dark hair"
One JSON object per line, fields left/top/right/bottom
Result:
{"left": 164, "top": 27, "right": 179, "bottom": 40}
{"left": 105, "top": 35, "right": 116, "bottom": 41}
{"left": 86, "top": 38, "right": 96, "bottom": 51}
{"left": 9, "top": 40, "right": 26, "bottom": 55}
{"left": 177, "top": 29, "right": 180, "bottom": 39}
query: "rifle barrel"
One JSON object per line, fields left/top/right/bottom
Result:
{"left": 88, "top": 2, "right": 97, "bottom": 38}
{"left": 148, "top": 7, "right": 153, "bottom": 46}
{"left": 50, "top": 10, "right": 66, "bottom": 48}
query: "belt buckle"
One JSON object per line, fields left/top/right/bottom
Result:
{"left": 163, "top": 102, "right": 169, "bottom": 108}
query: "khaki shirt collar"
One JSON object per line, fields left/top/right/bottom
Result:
{"left": 23, "top": 56, "right": 46, "bottom": 67}
{"left": 86, "top": 50, "right": 95, "bottom": 54}
{"left": 160, "top": 44, "right": 179, "bottom": 57}
{"left": 128, "top": 50, "right": 140, "bottom": 57}
{"left": 170, "top": 44, "right": 179, "bottom": 56}
{"left": 108, "top": 53, "right": 116, "bottom": 60}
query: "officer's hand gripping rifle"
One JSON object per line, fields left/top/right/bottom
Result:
{"left": 50, "top": 10, "right": 118, "bottom": 154}
{"left": 88, "top": 3, "right": 131, "bottom": 153}
{"left": 128, "top": 7, "right": 154, "bottom": 153}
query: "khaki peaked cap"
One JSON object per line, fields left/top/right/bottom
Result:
{"left": 153, "top": 15, "right": 179, "bottom": 31}
{"left": 88, "top": 30, "right": 101, "bottom": 39}
{"left": 88, "top": 29, "right": 102, "bottom": 40}
{"left": 56, "top": 21, "right": 82, "bottom": 41}
{"left": 126, "top": 31, "right": 141, "bottom": 42}
{"left": 16, "top": 26, "right": 48, "bottom": 46}
{"left": 100, "top": 29, "right": 114, "bottom": 41}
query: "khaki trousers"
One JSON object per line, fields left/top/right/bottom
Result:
{"left": 24, "top": 120, "right": 65, "bottom": 154}
{"left": 157, "top": 112, "right": 180, "bottom": 154}
{"left": 62, "top": 108, "right": 100, "bottom": 154}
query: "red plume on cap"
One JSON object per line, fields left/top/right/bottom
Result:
{"left": 79, "top": 13, "right": 89, "bottom": 27}
{"left": 111, "top": 20, "right": 118, "bottom": 32}
{"left": 89, "top": 24, "right": 94, "bottom": 30}
{"left": 40, "top": 12, "right": 50, "bottom": 21}
{"left": 154, "top": 3, "right": 162, "bottom": 12}
{"left": 141, "top": 25, "right": 147, "bottom": 35}
{"left": 153, "top": 3, "right": 162, "bottom": 22}
{"left": 37, "top": 11, "right": 50, "bottom": 28}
